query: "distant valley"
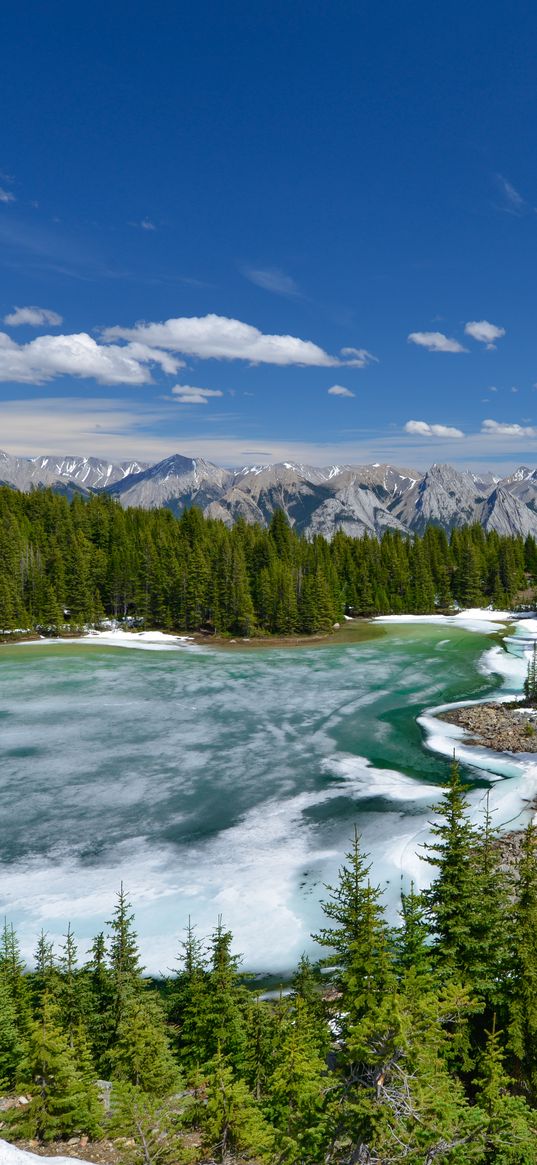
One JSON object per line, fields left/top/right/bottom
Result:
{"left": 1, "top": 448, "right": 537, "bottom": 539}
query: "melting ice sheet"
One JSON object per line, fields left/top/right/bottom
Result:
{"left": 0, "top": 612, "right": 535, "bottom": 973}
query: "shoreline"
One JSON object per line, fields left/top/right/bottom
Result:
{"left": 0, "top": 620, "right": 386, "bottom": 652}
{"left": 0, "top": 604, "right": 523, "bottom": 652}
{"left": 438, "top": 700, "right": 537, "bottom": 756}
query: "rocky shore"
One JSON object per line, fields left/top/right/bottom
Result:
{"left": 439, "top": 701, "right": 537, "bottom": 754}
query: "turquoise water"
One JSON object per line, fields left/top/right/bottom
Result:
{"left": 0, "top": 622, "right": 525, "bottom": 973}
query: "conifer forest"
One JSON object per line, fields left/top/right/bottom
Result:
{"left": 0, "top": 487, "right": 535, "bottom": 637}
{"left": 2, "top": 763, "right": 537, "bottom": 1162}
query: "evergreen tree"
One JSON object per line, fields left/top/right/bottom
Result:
{"left": 508, "top": 823, "right": 537, "bottom": 1097}
{"left": 267, "top": 997, "right": 328, "bottom": 1164}
{"left": 109, "top": 993, "right": 181, "bottom": 1096}
{"left": 107, "top": 884, "right": 144, "bottom": 1026}
{"left": 10, "top": 993, "right": 101, "bottom": 1140}
{"left": 199, "top": 1052, "right": 274, "bottom": 1164}
{"left": 421, "top": 756, "right": 477, "bottom": 977}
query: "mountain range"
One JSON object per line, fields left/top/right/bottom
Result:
{"left": 2, "top": 448, "right": 537, "bottom": 539}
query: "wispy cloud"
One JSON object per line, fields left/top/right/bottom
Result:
{"left": 2, "top": 398, "right": 537, "bottom": 469}
{"left": 340, "top": 347, "right": 378, "bottom": 367}
{"left": 404, "top": 419, "right": 465, "bottom": 438}
{"left": 464, "top": 319, "right": 506, "bottom": 349}
{"left": 408, "top": 331, "right": 466, "bottom": 353}
{"left": 242, "top": 266, "right": 300, "bottom": 297}
{"left": 171, "top": 384, "right": 224, "bottom": 405}
{"left": 4, "top": 305, "right": 63, "bottom": 327}
{"left": 0, "top": 187, "right": 15, "bottom": 204}
{"left": 130, "top": 218, "right": 157, "bottom": 231}
{"left": 481, "top": 418, "right": 537, "bottom": 437}
{"left": 328, "top": 384, "right": 355, "bottom": 398}
{"left": 495, "top": 173, "right": 526, "bottom": 215}
{"left": 103, "top": 313, "right": 373, "bottom": 368}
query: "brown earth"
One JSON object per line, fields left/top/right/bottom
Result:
{"left": 438, "top": 701, "right": 537, "bottom": 754}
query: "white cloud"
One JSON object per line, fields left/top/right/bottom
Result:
{"left": 408, "top": 331, "right": 466, "bottom": 353}
{"left": 404, "top": 419, "right": 465, "bottom": 438}
{"left": 328, "top": 384, "right": 355, "bottom": 398}
{"left": 0, "top": 331, "right": 182, "bottom": 385}
{"left": 464, "top": 320, "right": 506, "bottom": 349}
{"left": 171, "top": 384, "right": 224, "bottom": 405}
{"left": 103, "top": 313, "right": 372, "bottom": 368}
{"left": 0, "top": 187, "right": 15, "bottom": 204}
{"left": 4, "top": 305, "right": 63, "bottom": 327}
{"left": 481, "top": 419, "right": 537, "bottom": 438}
{"left": 243, "top": 267, "right": 299, "bottom": 296}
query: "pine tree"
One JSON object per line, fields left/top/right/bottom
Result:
{"left": 205, "top": 920, "right": 248, "bottom": 1071}
{"left": 107, "top": 884, "right": 144, "bottom": 1026}
{"left": 313, "top": 827, "right": 374, "bottom": 976}
{"left": 267, "top": 997, "right": 329, "bottom": 1164}
{"left": 199, "top": 1052, "right": 274, "bottom": 1164}
{"left": 110, "top": 1085, "right": 190, "bottom": 1165}
{"left": 0, "top": 973, "right": 25, "bottom": 1085}
{"left": 0, "top": 920, "right": 31, "bottom": 1036}
{"left": 393, "top": 881, "right": 434, "bottom": 988}
{"left": 10, "top": 993, "right": 102, "bottom": 1140}
{"left": 524, "top": 643, "right": 537, "bottom": 704}
{"left": 109, "top": 993, "right": 180, "bottom": 1096}
{"left": 474, "top": 1023, "right": 537, "bottom": 1162}
{"left": 421, "top": 756, "right": 477, "bottom": 977}
{"left": 508, "top": 823, "right": 537, "bottom": 1097}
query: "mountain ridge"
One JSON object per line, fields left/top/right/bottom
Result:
{"left": 1, "top": 449, "right": 536, "bottom": 539}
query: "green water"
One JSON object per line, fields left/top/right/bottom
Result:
{"left": 0, "top": 621, "right": 517, "bottom": 972}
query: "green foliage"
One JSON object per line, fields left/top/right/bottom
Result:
{"left": 110, "top": 1084, "right": 192, "bottom": 1165}
{"left": 109, "top": 993, "right": 181, "bottom": 1096}
{"left": 0, "top": 487, "right": 530, "bottom": 639}
{"left": 4, "top": 807, "right": 537, "bottom": 1161}
{"left": 524, "top": 643, "right": 537, "bottom": 704}
{"left": 9, "top": 993, "right": 101, "bottom": 1141}
{"left": 198, "top": 1051, "right": 274, "bottom": 1163}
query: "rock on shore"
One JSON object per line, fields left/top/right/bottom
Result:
{"left": 439, "top": 701, "right": 537, "bottom": 753}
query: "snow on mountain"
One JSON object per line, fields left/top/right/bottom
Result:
{"left": 390, "top": 463, "right": 485, "bottom": 533}
{"left": 479, "top": 485, "right": 537, "bottom": 537}
{"left": 498, "top": 467, "right": 537, "bottom": 511}
{"left": 31, "top": 455, "right": 149, "bottom": 488}
{"left": 106, "top": 453, "right": 232, "bottom": 513}
{"left": 302, "top": 479, "right": 409, "bottom": 540}
{"left": 1, "top": 450, "right": 537, "bottom": 538}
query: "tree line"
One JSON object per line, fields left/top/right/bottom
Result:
{"left": 0, "top": 487, "right": 535, "bottom": 636}
{"left": 2, "top": 762, "right": 537, "bottom": 1162}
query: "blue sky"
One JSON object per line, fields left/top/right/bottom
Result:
{"left": 1, "top": 0, "right": 537, "bottom": 469}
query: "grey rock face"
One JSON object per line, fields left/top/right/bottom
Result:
{"left": 479, "top": 485, "right": 537, "bottom": 537}
{"left": 390, "top": 463, "right": 486, "bottom": 533}
{"left": 2, "top": 449, "right": 537, "bottom": 538}
{"left": 31, "top": 455, "right": 149, "bottom": 488}
{"left": 106, "top": 454, "right": 232, "bottom": 514}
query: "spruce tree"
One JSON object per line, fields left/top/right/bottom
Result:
{"left": 421, "top": 755, "right": 477, "bottom": 977}
{"left": 267, "top": 997, "right": 329, "bottom": 1164}
{"left": 508, "top": 823, "right": 537, "bottom": 1097}
{"left": 109, "top": 993, "right": 180, "bottom": 1096}
{"left": 11, "top": 993, "right": 101, "bottom": 1141}
{"left": 199, "top": 1051, "right": 274, "bottom": 1164}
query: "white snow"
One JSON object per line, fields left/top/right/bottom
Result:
{"left": 13, "top": 629, "right": 202, "bottom": 653}
{"left": 0, "top": 1142, "right": 90, "bottom": 1165}
{"left": 375, "top": 609, "right": 515, "bottom": 634}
